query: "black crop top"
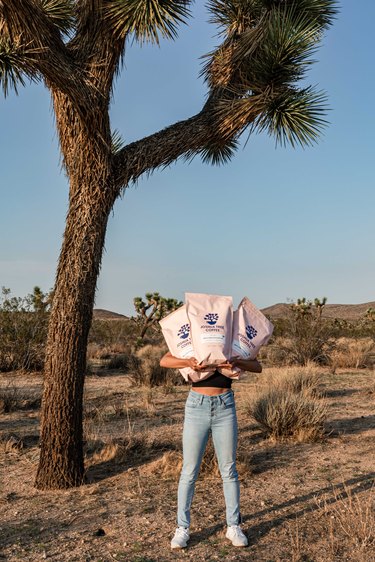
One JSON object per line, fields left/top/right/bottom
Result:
{"left": 191, "top": 370, "right": 232, "bottom": 389}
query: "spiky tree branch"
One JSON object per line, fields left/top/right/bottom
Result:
{"left": 68, "top": 0, "right": 125, "bottom": 94}
{"left": 0, "top": 0, "right": 96, "bottom": 107}
{"left": 113, "top": 103, "right": 235, "bottom": 190}
{"left": 113, "top": 0, "right": 337, "bottom": 188}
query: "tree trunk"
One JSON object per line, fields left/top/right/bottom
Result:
{"left": 35, "top": 93, "right": 115, "bottom": 489}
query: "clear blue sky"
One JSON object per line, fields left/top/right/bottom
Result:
{"left": 0, "top": 1, "right": 374, "bottom": 315}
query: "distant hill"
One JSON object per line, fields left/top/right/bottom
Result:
{"left": 93, "top": 309, "right": 129, "bottom": 320}
{"left": 94, "top": 302, "right": 375, "bottom": 322}
{"left": 261, "top": 302, "right": 375, "bottom": 321}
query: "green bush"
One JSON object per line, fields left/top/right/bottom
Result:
{"left": 0, "top": 287, "right": 50, "bottom": 371}
{"left": 107, "top": 353, "right": 130, "bottom": 371}
{"left": 276, "top": 298, "right": 334, "bottom": 365}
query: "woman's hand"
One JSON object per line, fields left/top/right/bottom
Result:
{"left": 185, "top": 357, "right": 206, "bottom": 371}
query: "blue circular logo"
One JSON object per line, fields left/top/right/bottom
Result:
{"left": 178, "top": 324, "right": 190, "bottom": 339}
{"left": 246, "top": 325, "right": 258, "bottom": 340}
{"left": 204, "top": 313, "right": 219, "bottom": 325}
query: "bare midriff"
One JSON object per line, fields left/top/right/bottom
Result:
{"left": 190, "top": 387, "right": 231, "bottom": 396}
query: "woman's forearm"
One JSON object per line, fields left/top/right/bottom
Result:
{"left": 160, "top": 353, "right": 192, "bottom": 369}
{"left": 234, "top": 358, "right": 262, "bottom": 373}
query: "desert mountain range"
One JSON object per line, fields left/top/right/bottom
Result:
{"left": 94, "top": 302, "right": 375, "bottom": 322}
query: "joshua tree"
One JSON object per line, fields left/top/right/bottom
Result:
{"left": 365, "top": 307, "right": 375, "bottom": 322}
{"left": 134, "top": 292, "right": 182, "bottom": 339}
{"left": 0, "top": 0, "right": 337, "bottom": 489}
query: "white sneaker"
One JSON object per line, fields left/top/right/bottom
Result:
{"left": 171, "top": 526, "right": 190, "bottom": 549}
{"left": 226, "top": 525, "right": 248, "bottom": 547}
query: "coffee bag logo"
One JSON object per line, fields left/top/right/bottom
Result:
{"left": 204, "top": 313, "right": 219, "bottom": 325}
{"left": 178, "top": 324, "right": 190, "bottom": 339}
{"left": 246, "top": 325, "right": 258, "bottom": 340}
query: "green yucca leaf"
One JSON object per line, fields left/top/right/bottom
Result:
{"left": 215, "top": 94, "right": 266, "bottom": 139}
{"left": 199, "top": 138, "right": 239, "bottom": 165}
{"left": 278, "top": 0, "right": 339, "bottom": 29}
{"left": 256, "top": 86, "right": 328, "bottom": 147}
{"left": 40, "top": 0, "right": 76, "bottom": 33}
{"left": 0, "top": 40, "right": 39, "bottom": 97}
{"left": 242, "top": 7, "right": 321, "bottom": 89}
{"left": 105, "top": 0, "right": 193, "bottom": 44}
{"left": 207, "top": 0, "right": 263, "bottom": 37}
{"left": 111, "top": 129, "right": 125, "bottom": 154}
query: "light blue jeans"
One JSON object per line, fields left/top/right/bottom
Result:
{"left": 177, "top": 389, "right": 241, "bottom": 528}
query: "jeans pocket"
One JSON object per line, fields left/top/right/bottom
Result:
{"left": 221, "top": 392, "right": 235, "bottom": 409}
{"left": 186, "top": 395, "right": 200, "bottom": 408}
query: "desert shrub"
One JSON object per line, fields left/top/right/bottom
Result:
{"left": 265, "top": 364, "right": 323, "bottom": 396}
{"left": 276, "top": 298, "right": 334, "bottom": 366}
{"left": 247, "top": 367, "right": 327, "bottom": 441}
{"left": 0, "top": 287, "right": 50, "bottom": 371}
{"left": 329, "top": 337, "right": 375, "bottom": 370}
{"left": 0, "top": 382, "right": 41, "bottom": 413}
{"left": 88, "top": 318, "right": 137, "bottom": 349}
{"left": 0, "top": 384, "right": 22, "bottom": 413}
{"left": 128, "top": 344, "right": 183, "bottom": 387}
{"left": 107, "top": 353, "right": 130, "bottom": 371}
{"left": 249, "top": 388, "right": 326, "bottom": 441}
{"left": 258, "top": 337, "right": 291, "bottom": 366}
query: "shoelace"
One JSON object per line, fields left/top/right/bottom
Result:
{"left": 230, "top": 525, "right": 244, "bottom": 537}
{"left": 176, "top": 527, "right": 189, "bottom": 538}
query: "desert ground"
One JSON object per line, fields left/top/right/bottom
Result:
{"left": 1, "top": 367, "right": 374, "bottom": 562}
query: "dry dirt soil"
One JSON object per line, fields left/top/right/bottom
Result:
{"left": 1, "top": 368, "right": 375, "bottom": 562}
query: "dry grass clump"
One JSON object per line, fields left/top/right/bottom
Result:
{"left": 0, "top": 381, "right": 41, "bottom": 413}
{"left": 264, "top": 364, "right": 323, "bottom": 396}
{"left": 329, "top": 337, "right": 375, "bottom": 370}
{"left": 107, "top": 353, "right": 130, "bottom": 371}
{"left": 0, "top": 433, "right": 24, "bottom": 452}
{"left": 87, "top": 342, "right": 131, "bottom": 361}
{"left": 142, "top": 450, "right": 183, "bottom": 480}
{"left": 0, "top": 383, "right": 22, "bottom": 413}
{"left": 141, "top": 440, "right": 252, "bottom": 481}
{"left": 247, "top": 367, "right": 327, "bottom": 442}
{"left": 129, "top": 344, "right": 182, "bottom": 387}
{"left": 258, "top": 338, "right": 290, "bottom": 366}
{"left": 250, "top": 389, "right": 327, "bottom": 442}
{"left": 317, "top": 484, "right": 375, "bottom": 558}
{"left": 85, "top": 434, "right": 149, "bottom": 467}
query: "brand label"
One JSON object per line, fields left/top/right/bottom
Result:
{"left": 176, "top": 323, "right": 194, "bottom": 356}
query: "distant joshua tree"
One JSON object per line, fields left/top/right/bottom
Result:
{"left": 0, "top": 0, "right": 337, "bottom": 489}
{"left": 134, "top": 292, "right": 182, "bottom": 339}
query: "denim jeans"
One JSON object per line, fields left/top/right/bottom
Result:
{"left": 177, "top": 389, "right": 240, "bottom": 528}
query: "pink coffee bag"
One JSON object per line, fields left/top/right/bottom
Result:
{"left": 185, "top": 292, "right": 233, "bottom": 368}
{"left": 231, "top": 297, "right": 274, "bottom": 360}
{"left": 159, "top": 305, "right": 195, "bottom": 381}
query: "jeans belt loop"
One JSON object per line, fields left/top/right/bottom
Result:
{"left": 200, "top": 394, "right": 204, "bottom": 405}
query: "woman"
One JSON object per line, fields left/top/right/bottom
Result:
{"left": 160, "top": 352, "right": 262, "bottom": 549}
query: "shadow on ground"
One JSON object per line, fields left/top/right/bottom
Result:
{"left": 326, "top": 415, "right": 375, "bottom": 436}
{"left": 190, "top": 471, "right": 375, "bottom": 547}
